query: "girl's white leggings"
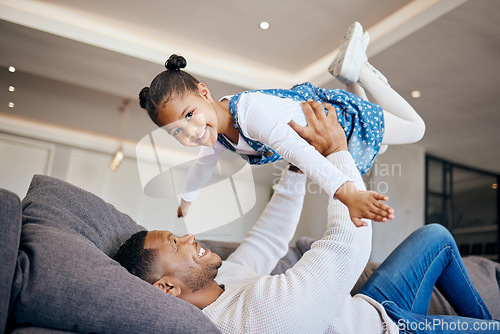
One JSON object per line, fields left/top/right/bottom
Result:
{"left": 347, "top": 63, "right": 425, "bottom": 152}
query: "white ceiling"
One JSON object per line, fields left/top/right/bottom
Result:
{"left": 0, "top": 0, "right": 499, "bottom": 174}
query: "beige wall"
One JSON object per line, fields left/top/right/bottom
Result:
{"left": 366, "top": 145, "right": 426, "bottom": 262}
{"left": 293, "top": 144, "right": 426, "bottom": 263}
{"left": 0, "top": 115, "right": 426, "bottom": 260}
{"left": 0, "top": 117, "right": 273, "bottom": 242}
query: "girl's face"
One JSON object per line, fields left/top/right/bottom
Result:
{"left": 157, "top": 84, "right": 219, "bottom": 147}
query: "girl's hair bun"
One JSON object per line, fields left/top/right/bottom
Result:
{"left": 139, "top": 86, "right": 150, "bottom": 109}
{"left": 165, "top": 54, "right": 187, "bottom": 71}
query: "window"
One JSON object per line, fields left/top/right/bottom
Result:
{"left": 425, "top": 155, "right": 499, "bottom": 261}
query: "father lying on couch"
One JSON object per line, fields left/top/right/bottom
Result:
{"left": 114, "top": 100, "right": 499, "bottom": 333}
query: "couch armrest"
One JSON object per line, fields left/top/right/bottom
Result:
{"left": 0, "top": 189, "right": 22, "bottom": 333}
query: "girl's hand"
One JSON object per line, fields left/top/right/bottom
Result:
{"left": 177, "top": 198, "right": 192, "bottom": 218}
{"left": 335, "top": 182, "right": 394, "bottom": 227}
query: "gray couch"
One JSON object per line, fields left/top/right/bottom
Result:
{"left": 1, "top": 175, "right": 499, "bottom": 333}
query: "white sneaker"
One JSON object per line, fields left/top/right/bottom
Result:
{"left": 328, "top": 21, "right": 369, "bottom": 84}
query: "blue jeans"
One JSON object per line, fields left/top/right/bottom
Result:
{"left": 359, "top": 224, "right": 500, "bottom": 333}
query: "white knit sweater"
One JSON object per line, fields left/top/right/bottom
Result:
{"left": 202, "top": 151, "right": 399, "bottom": 333}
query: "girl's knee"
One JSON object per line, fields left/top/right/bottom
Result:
{"left": 414, "top": 119, "right": 426, "bottom": 142}
{"left": 407, "top": 117, "right": 426, "bottom": 143}
{"left": 407, "top": 119, "right": 426, "bottom": 143}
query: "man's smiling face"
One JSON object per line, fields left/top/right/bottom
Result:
{"left": 144, "top": 230, "right": 222, "bottom": 292}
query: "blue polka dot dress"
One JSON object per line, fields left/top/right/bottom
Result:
{"left": 217, "top": 82, "right": 384, "bottom": 175}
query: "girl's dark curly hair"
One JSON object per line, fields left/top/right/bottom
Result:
{"left": 139, "top": 54, "right": 200, "bottom": 126}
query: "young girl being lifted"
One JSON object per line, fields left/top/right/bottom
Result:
{"left": 139, "top": 22, "right": 425, "bottom": 227}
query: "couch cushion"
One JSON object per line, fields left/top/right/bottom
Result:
{"left": 350, "top": 257, "right": 500, "bottom": 318}
{"left": 462, "top": 256, "right": 500, "bottom": 319}
{"left": 10, "top": 175, "right": 220, "bottom": 333}
{"left": 20, "top": 175, "right": 142, "bottom": 256}
{"left": 0, "top": 189, "right": 22, "bottom": 334}
{"left": 11, "top": 326, "right": 75, "bottom": 334}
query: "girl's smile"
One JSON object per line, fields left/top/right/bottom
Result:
{"left": 157, "top": 88, "right": 219, "bottom": 147}
{"left": 156, "top": 83, "right": 238, "bottom": 147}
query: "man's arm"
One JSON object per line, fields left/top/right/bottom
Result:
{"left": 223, "top": 159, "right": 307, "bottom": 275}
{"left": 214, "top": 102, "right": 379, "bottom": 333}
{"left": 223, "top": 101, "right": 347, "bottom": 275}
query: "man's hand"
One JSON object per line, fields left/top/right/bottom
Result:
{"left": 288, "top": 100, "right": 347, "bottom": 157}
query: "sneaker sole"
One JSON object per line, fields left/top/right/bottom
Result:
{"left": 328, "top": 22, "right": 363, "bottom": 81}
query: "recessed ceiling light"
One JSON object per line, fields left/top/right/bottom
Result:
{"left": 410, "top": 90, "right": 422, "bottom": 98}
{"left": 9, "top": 86, "right": 15, "bottom": 92}
{"left": 8, "top": 102, "right": 14, "bottom": 108}
{"left": 8, "top": 66, "right": 16, "bottom": 73}
{"left": 259, "top": 21, "right": 270, "bottom": 30}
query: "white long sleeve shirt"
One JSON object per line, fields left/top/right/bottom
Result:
{"left": 181, "top": 92, "right": 351, "bottom": 202}
{"left": 202, "top": 151, "right": 399, "bottom": 333}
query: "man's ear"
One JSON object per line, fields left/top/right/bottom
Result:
{"left": 197, "top": 83, "right": 213, "bottom": 103}
{"left": 153, "top": 276, "right": 182, "bottom": 297}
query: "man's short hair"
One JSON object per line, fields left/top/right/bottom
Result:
{"left": 113, "top": 231, "right": 159, "bottom": 284}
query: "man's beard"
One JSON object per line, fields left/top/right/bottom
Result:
{"left": 181, "top": 258, "right": 222, "bottom": 292}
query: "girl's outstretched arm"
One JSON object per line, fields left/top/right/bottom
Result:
{"left": 334, "top": 181, "right": 394, "bottom": 227}
{"left": 242, "top": 95, "right": 351, "bottom": 201}
{"left": 290, "top": 100, "right": 394, "bottom": 226}
{"left": 178, "top": 143, "right": 224, "bottom": 217}
{"left": 177, "top": 198, "right": 192, "bottom": 217}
